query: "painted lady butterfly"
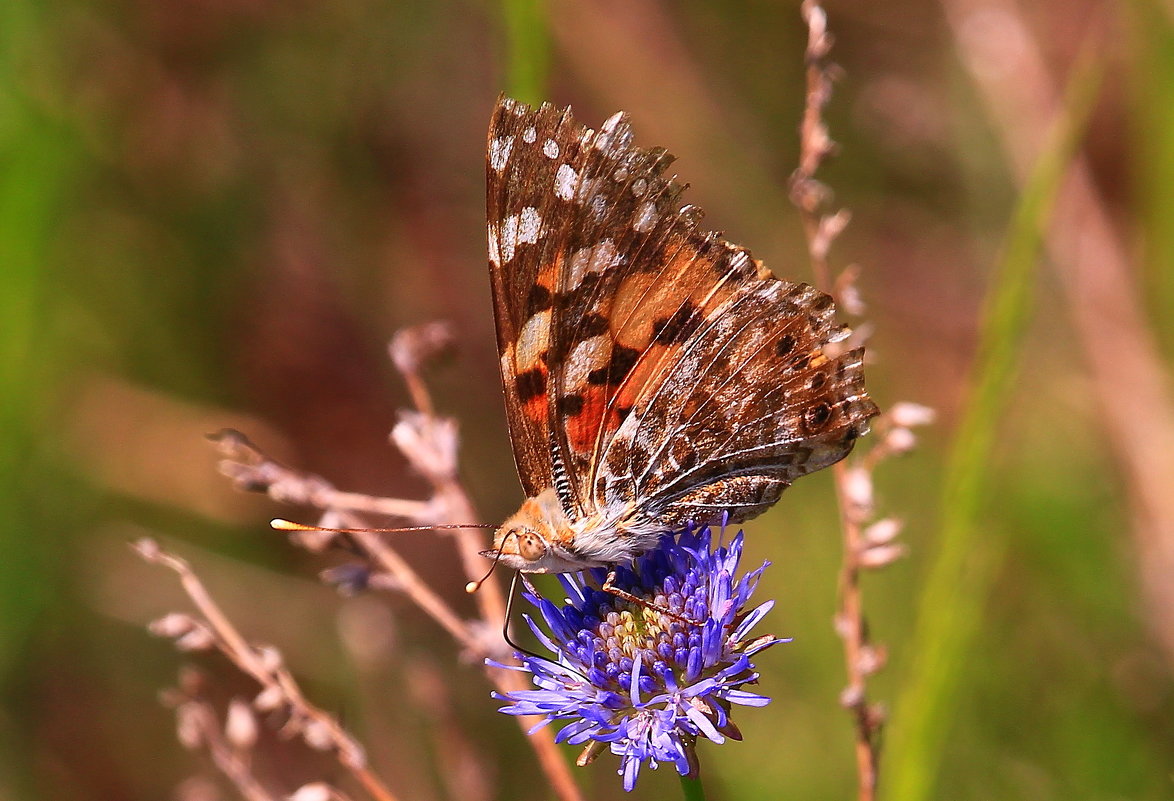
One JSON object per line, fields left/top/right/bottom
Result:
{"left": 485, "top": 96, "right": 878, "bottom": 575}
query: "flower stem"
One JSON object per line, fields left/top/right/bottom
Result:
{"left": 678, "top": 775, "right": 707, "bottom": 801}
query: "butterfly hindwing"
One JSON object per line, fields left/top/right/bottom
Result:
{"left": 631, "top": 285, "right": 874, "bottom": 525}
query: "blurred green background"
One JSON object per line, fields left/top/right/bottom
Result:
{"left": 2, "top": 0, "right": 1172, "bottom": 799}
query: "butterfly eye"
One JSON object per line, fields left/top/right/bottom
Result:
{"left": 517, "top": 531, "right": 546, "bottom": 562}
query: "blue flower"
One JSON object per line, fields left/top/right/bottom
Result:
{"left": 492, "top": 524, "right": 787, "bottom": 791}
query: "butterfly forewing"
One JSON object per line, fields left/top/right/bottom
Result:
{"left": 487, "top": 99, "right": 572, "bottom": 499}
{"left": 487, "top": 98, "right": 694, "bottom": 512}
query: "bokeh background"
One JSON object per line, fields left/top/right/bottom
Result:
{"left": 3, "top": 0, "right": 1173, "bottom": 799}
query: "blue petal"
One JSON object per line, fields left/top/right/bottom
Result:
{"left": 522, "top": 613, "right": 561, "bottom": 656}
{"left": 724, "top": 689, "right": 772, "bottom": 707}
{"left": 628, "top": 653, "right": 643, "bottom": 705}
{"left": 732, "top": 600, "right": 775, "bottom": 641}
{"left": 558, "top": 572, "right": 588, "bottom": 605}
{"left": 684, "top": 705, "right": 724, "bottom": 743}
{"left": 621, "top": 753, "right": 641, "bottom": 792}
{"left": 684, "top": 643, "right": 702, "bottom": 682}
{"left": 745, "top": 636, "right": 790, "bottom": 656}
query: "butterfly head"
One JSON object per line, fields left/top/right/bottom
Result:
{"left": 485, "top": 488, "right": 597, "bottom": 573}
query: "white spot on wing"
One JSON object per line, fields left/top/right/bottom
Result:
{"left": 522, "top": 126, "right": 537, "bottom": 143}
{"left": 487, "top": 223, "right": 500, "bottom": 265}
{"left": 555, "top": 164, "right": 578, "bottom": 201}
{"left": 564, "top": 335, "right": 612, "bottom": 389}
{"left": 567, "top": 248, "right": 592, "bottom": 286}
{"left": 516, "top": 310, "right": 551, "bottom": 370}
{"left": 518, "top": 206, "right": 542, "bottom": 244}
{"left": 567, "top": 239, "right": 624, "bottom": 287}
{"left": 631, "top": 178, "right": 647, "bottom": 197}
{"left": 489, "top": 136, "right": 514, "bottom": 172}
{"left": 500, "top": 214, "right": 518, "bottom": 262}
{"left": 594, "top": 239, "right": 622, "bottom": 270}
{"left": 595, "top": 112, "right": 632, "bottom": 151}
{"left": 542, "top": 139, "right": 560, "bottom": 159}
{"left": 590, "top": 194, "right": 607, "bottom": 220}
{"left": 576, "top": 177, "right": 598, "bottom": 202}
{"left": 633, "top": 201, "right": 657, "bottom": 232}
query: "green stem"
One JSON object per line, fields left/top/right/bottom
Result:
{"left": 885, "top": 45, "right": 1105, "bottom": 801}
{"left": 678, "top": 774, "right": 708, "bottom": 801}
{"left": 500, "top": 0, "right": 548, "bottom": 105}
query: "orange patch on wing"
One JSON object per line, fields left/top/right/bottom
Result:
{"left": 610, "top": 236, "right": 748, "bottom": 352}
{"left": 515, "top": 363, "right": 550, "bottom": 423}
{"left": 565, "top": 387, "right": 622, "bottom": 454}
{"left": 523, "top": 395, "right": 547, "bottom": 423}
{"left": 613, "top": 344, "right": 668, "bottom": 409}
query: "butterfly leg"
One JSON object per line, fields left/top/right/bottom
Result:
{"left": 601, "top": 570, "right": 704, "bottom": 627}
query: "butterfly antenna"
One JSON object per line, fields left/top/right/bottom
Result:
{"left": 465, "top": 531, "right": 511, "bottom": 593}
{"left": 271, "top": 519, "right": 496, "bottom": 535}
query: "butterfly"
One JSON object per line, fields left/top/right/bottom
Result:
{"left": 485, "top": 96, "right": 878, "bottom": 576}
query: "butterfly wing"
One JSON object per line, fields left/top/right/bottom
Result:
{"left": 487, "top": 96, "right": 876, "bottom": 528}
{"left": 487, "top": 98, "right": 568, "bottom": 499}
{"left": 600, "top": 273, "right": 877, "bottom": 526}
{"left": 487, "top": 97, "right": 693, "bottom": 512}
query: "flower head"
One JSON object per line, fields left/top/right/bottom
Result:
{"left": 492, "top": 524, "right": 786, "bottom": 791}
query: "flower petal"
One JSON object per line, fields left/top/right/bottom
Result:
{"left": 493, "top": 523, "right": 782, "bottom": 791}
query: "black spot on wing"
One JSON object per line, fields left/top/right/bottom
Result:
{"left": 806, "top": 402, "right": 832, "bottom": 429}
{"left": 553, "top": 274, "right": 603, "bottom": 328}
{"left": 652, "top": 301, "right": 703, "bottom": 345}
{"left": 558, "top": 394, "right": 585, "bottom": 415}
{"left": 525, "top": 284, "right": 553, "bottom": 317}
{"left": 515, "top": 368, "right": 546, "bottom": 401}
{"left": 809, "top": 293, "right": 834, "bottom": 313}
{"left": 579, "top": 313, "right": 610, "bottom": 338}
{"left": 587, "top": 345, "right": 641, "bottom": 386}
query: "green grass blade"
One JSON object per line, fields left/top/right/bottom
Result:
{"left": 0, "top": 1, "right": 77, "bottom": 795}
{"left": 500, "top": 0, "right": 549, "bottom": 104}
{"left": 1128, "top": 1, "right": 1174, "bottom": 350}
{"left": 884, "top": 53, "right": 1106, "bottom": 801}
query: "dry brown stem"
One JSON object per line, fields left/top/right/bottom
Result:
{"left": 939, "top": 0, "right": 1174, "bottom": 671}
{"left": 791, "top": 0, "right": 840, "bottom": 294}
{"left": 790, "top": 4, "right": 930, "bottom": 799}
{"left": 204, "top": 324, "right": 584, "bottom": 801}
{"left": 405, "top": 658, "right": 494, "bottom": 801}
{"left": 165, "top": 679, "right": 277, "bottom": 801}
{"left": 138, "top": 540, "right": 401, "bottom": 801}
{"left": 208, "top": 430, "right": 486, "bottom": 656}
